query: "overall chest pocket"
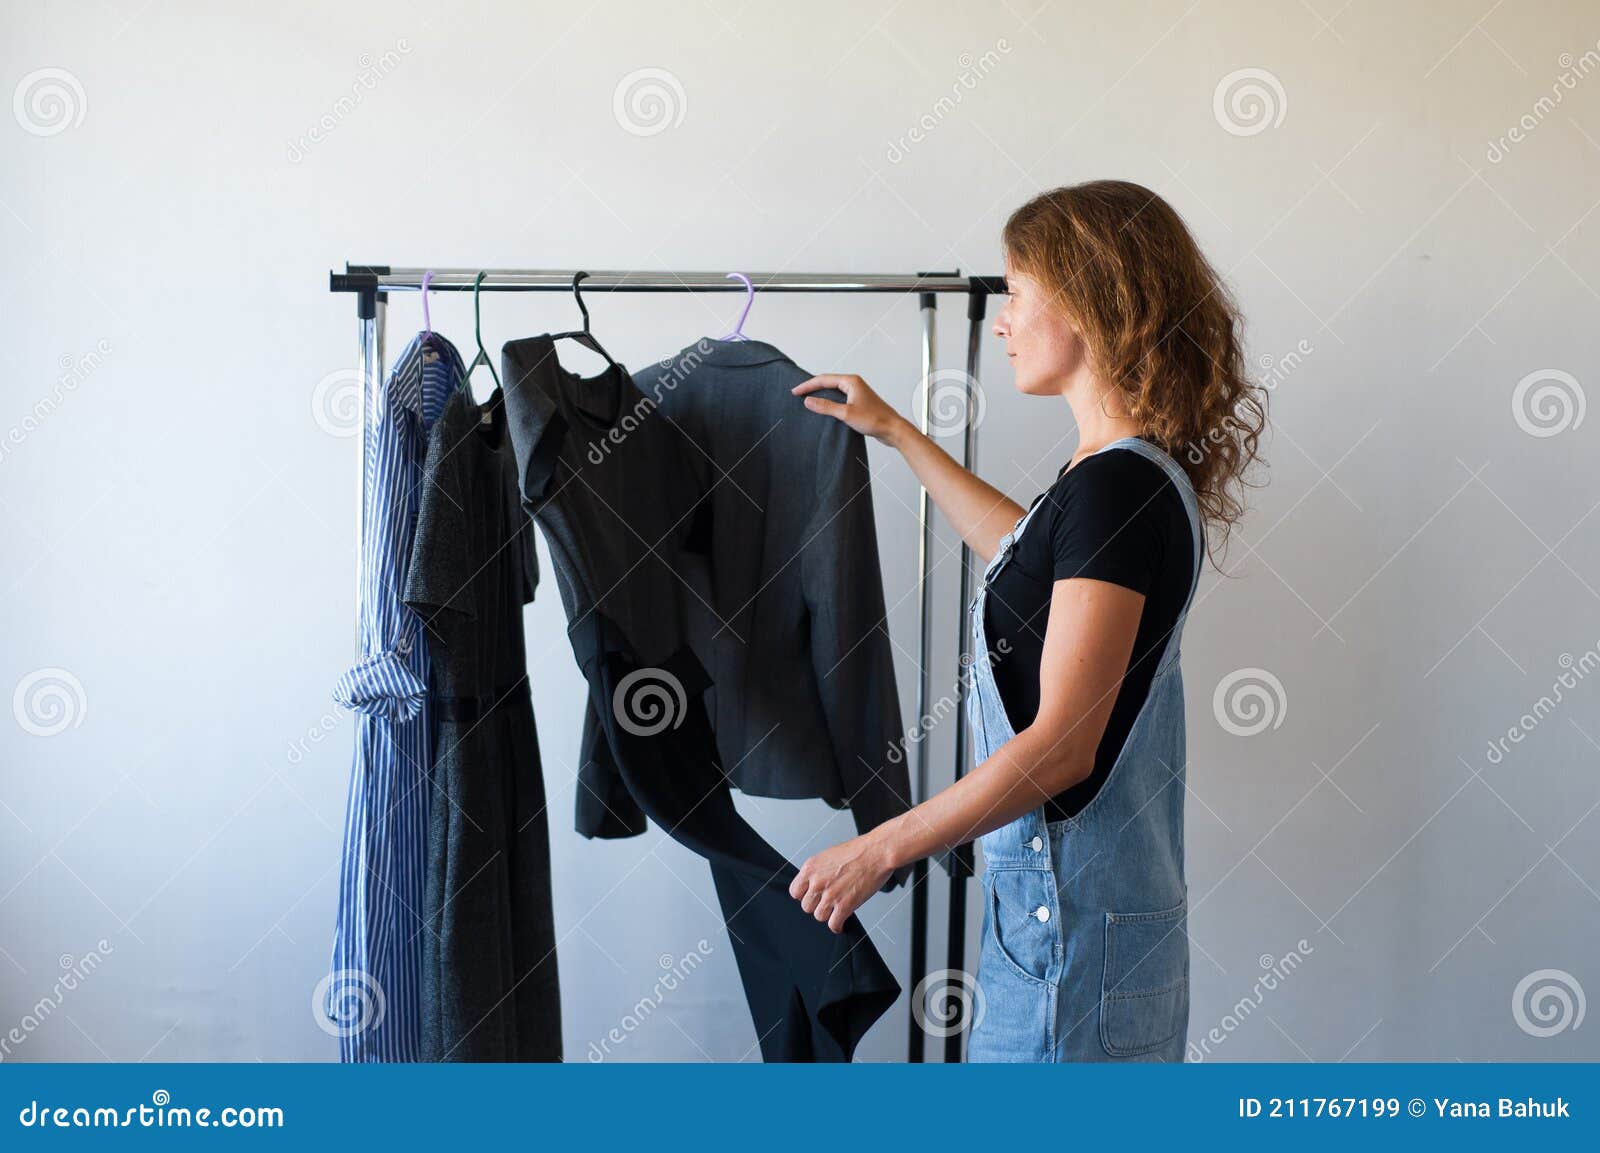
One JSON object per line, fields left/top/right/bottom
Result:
{"left": 1100, "top": 897, "right": 1189, "bottom": 1056}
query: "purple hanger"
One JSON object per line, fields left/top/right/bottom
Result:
{"left": 719, "top": 272, "right": 753, "bottom": 341}
{"left": 421, "top": 270, "right": 435, "bottom": 336}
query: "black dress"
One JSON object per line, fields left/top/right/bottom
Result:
{"left": 403, "top": 385, "right": 561, "bottom": 1061}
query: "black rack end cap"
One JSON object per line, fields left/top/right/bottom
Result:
{"left": 967, "top": 275, "right": 1006, "bottom": 321}
{"left": 332, "top": 264, "right": 391, "bottom": 319}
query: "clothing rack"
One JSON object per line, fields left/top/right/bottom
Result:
{"left": 330, "top": 263, "right": 1005, "bottom": 1063}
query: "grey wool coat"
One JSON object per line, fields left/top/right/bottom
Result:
{"left": 636, "top": 337, "right": 912, "bottom": 856}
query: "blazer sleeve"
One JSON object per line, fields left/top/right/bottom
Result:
{"left": 799, "top": 421, "right": 913, "bottom": 872}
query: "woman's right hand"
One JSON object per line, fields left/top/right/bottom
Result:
{"left": 795, "top": 369, "right": 1022, "bottom": 564}
{"left": 791, "top": 374, "right": 908, "bottom": 446}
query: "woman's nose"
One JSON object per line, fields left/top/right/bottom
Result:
{"left": 992, "top": 301, "right": 1010, "bottom": 338}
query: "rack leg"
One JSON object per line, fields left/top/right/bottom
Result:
{"left": 907, "top": 289, "right": 939, "bottom": 1063}
{"left": 354, "top": 295, "right": 375, "bottom": 651}
{"left": 943, "top": 288, "right": 988, "bottom": 1062}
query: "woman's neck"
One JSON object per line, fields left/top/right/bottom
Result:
{"left": 1063, "top": 381, "right": 1142, "bottom": 466}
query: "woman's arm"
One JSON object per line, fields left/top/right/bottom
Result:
{"left": 789, "top": 576, "right": 1145, "bottom": 932}
{"left": 791, "top": 374, "right": 1024, "bottom": 564}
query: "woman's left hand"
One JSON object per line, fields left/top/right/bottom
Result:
{"left": 789, "top": 831, "right": 896, "bottom": 934}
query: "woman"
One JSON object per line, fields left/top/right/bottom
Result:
{"left": 788, "top": 180, "right": 1266, "bottom": 1062}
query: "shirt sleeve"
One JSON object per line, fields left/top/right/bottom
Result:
{"left": 1049, "top": 450, "right": 1169, "bottom": 595}
{"left": 333, "top": 396, "right": 432, "bottom": 721}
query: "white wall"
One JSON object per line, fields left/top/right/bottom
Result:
{"left": 2, "top": 0, "right": 1597, "bottom": 1061}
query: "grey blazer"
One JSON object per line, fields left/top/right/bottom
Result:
{"left": 635, "top": 337, "right": 912, "bottom": 849}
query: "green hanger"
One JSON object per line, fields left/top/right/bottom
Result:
{"left": 464, "top": 271, "right": 503, "bottom": 391}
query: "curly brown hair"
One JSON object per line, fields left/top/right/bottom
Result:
{"left": 1002, "top": 180, "right": 1267, "bottom": 569}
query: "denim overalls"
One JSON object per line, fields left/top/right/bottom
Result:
{"left": 964, "top": 437, "right": 1203, "bottom": 1062}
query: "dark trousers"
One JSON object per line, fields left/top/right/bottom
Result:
{"left": 573, "top": 611, "right": 899, "bottom": 1061}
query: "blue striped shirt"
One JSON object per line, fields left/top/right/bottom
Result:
{"left": 326, "top": 331, "right": 463, "bottom": 1061}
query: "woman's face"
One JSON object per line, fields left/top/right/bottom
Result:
{"left": 993, "top": 261, "right": 1089, "bottom": 397}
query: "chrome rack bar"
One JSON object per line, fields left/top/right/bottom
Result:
{"left": 331, "top": 265, "right": 988, "bottom": 294}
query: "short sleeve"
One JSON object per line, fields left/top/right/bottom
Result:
{"left": 403, "top": 397, "right": 478, "bottom": 619}
{"left": 1048, "top": 449, "right": 1169, "bottom": 595}
{"left": 501, "top": 338, "right": 566, "bottom": 508}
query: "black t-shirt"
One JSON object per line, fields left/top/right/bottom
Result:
{"left": 981, "top": 442, "right": 1196, "bottom": 824}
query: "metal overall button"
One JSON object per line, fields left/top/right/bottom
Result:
{"left": 1028, "top": 835, "right": 1043, "bottom": 853}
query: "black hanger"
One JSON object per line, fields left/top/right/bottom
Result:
{"left": 550, "top": 272, "right": 620, "bottom": 370}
